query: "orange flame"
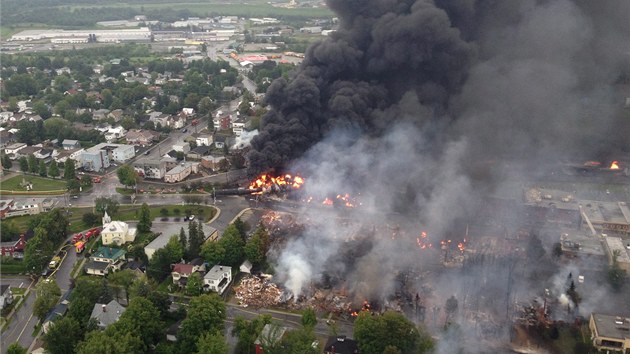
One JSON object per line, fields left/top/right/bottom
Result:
{"left": 249, "top": 173, "right": 305, "bottom": 193}
{"left": 322, "top": 198, "right": 333, "bottom": 205}
{"left": 610, "top": 161, "right": 620, "bottom": 170}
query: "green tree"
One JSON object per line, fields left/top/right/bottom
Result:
{"left": 147, "top": 236, "right": 183, "bottom": 282}
{"left": 566, "top": 280, "right": 581, "bottom": 308}
{"left": 178, "top": 294, "right": 227, "bottom": 353}
{"left": 354, "top": 311, "right": 433, "bottom": 354}
{"left": 186, "top": 272, "right": 203, "bottom": 297}
{"left": 196, "top": 331, "right": 229, "bottom": 354}
{"left": 231, "top": 314, "right": 272, "bottom": 353}
{"left": 5, "top": 343, "right": 27, "bottom": 354}
{"left": 245, "top": 227, "right": 269, "bottom": 268}
{"left": 23, "top": 229, "right": 54, "bottom": 274}
{"left": 117, "top": 164, "right": 138, "bottom": 188}
{"left": 218, "top": 224, "right": 245, "bottom": 266}
{"left": 8, "top": 97, "right": 19, "bottom": 113}
{"left": 197, "top": 97, "right": 214, "bottom": 115}
{"left": 67, "top": 178, "right": 80, "bottom": 192}
{"left": 82, "top": 212, "right": 100, "bottom": 227}
{"left": 608, "top": 250, "right": 627, "bottom": 292}
{"left": 44, "top": 316, "right": 82, "bottom": 354}
{"left": 527, "top": 233, "right": 546, "bottom": 260}
{"left": 80, "top": 174, "right": 93, "bottom": 188}
{"left": 28, "top": 154, "right": 38, "bottom": 173}
{"left": 137, "top": 203, "right": 152, "bottom": 233}
{"left": 179, "top": 227, "right": 187, "bottom": 252}
{"left": 112, "top": 297, "right": 163, "bottom": 349}
{"left": 34, "top": 279, "right": 62, "bottom": 321}
{"left": 94, "top": 197, "right": 119, "bottom": 216}
{"left": 445, "top": 295, "right": 458, "bottom": 324}
{"left": 279, "top": 327, "right": 318, "bottom": 354}
{"left": 233, "top": 218, "right": 248, "bottom": 242}
{"left": 188, "top": 221, "right": 203, "bottom": 260}
{"left": 48, "top": 160, "right": 60, "bottom": 178}
{"left": 33, "top": 100, "right": 51, "bottom": 119}
{"left": 301, "top": 308, "right": 317, "bottom": 329}
{"left": 2, "top": 154, "right": 12, "bottom": 169}
{"left": 201, "top": 241, "right": 225, "bottom": 266}
{"left": 77, "top": 329, "right": 144, "bottom": 354}
{"left": 19, "top": 156, "right": 29, "bottom": 172}
{"left": 38, "top": 160, "right": 47, "bottom": 176}
{"left": 64, "top": 159, "right": 76, "bottom": 180}
{"left": 108, "top": 269, "right": 136, "bottom": 305}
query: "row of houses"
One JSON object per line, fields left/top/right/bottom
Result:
{"left": 0, "top": 198, "right": 56, "bottom": 220}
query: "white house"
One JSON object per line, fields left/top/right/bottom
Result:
{"left": 100, "top": 212, "right": 137, "bottom": 246}
{"left": 4, "top": 143, "right": 26, "bottom": 156}
{"left": 172, "top": 142, "right": 190, "bottom": 153}
{"left": 195, "top": 134, "right": 213, "bottom": 147}
{"left": 203, "top": 265, "right": 232, "bottom": 295}
{"left": 104, "top": 126, "right": 126, "bottom": 142}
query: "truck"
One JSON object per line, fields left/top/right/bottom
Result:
{"left": 71, "top": 233, "right": 83, "bottom": 243}
{"left": 191, "top": 119, "right": 199, "bottom": 126}
{"left": 92, "top": 176, "right": 101, "bottom": 183}
{"left": 48, "top": 256, "right": 61, "bottom": 269}
{"left": 75, "top": 241, "right": 86, "bottom": 253}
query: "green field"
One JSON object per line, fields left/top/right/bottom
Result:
{"left": 0, "top": 175, "right": 67, "bottom": 192}
{"left": 116, "top": 204, "right": 217, "bottom": 222}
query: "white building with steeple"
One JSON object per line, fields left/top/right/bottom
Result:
{"left": 100, "top": 211, "right": 137, "bottom": 246}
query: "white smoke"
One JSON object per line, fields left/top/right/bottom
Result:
{"left": 231, "top": 129, "right": 259, "bottom": 149}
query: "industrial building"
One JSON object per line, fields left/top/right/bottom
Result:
{"left": 9, "top": 28, "right": 152, "bottom": 43}
{"left": 603, "top": 236, "right": 630, "bottom": 271}
{"left": 133, "top": 158, "right": 167, "bottom": 179}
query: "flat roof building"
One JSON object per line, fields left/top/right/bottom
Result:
{"left": 589, "top": 313, "right": 630, "bottom": 353}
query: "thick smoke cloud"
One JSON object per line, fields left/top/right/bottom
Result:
{"left": 248, "top": 0, "right": 629, "bottom": 351}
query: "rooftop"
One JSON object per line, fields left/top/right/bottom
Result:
{"left": 324, "top": 336, "right": 359, "bottom": 354}
{"left": 591, "top": 313, "right": 630, "bottom": 340}
{"left": 90, "top": 300, "right": 126, "bottom": 328}
{"left": 604, "top": 237, "right": 630, "bottom": 264}
{"left": 559, "top": 229, "right": 606, "bottom": 257}
{"left": 204, "top": 265, "right": 231, "bottom": 281}
{"left": 91, "top": 246, "right": 126, "bottom": 260}
{"left": 172, "top": 263, "right": 194, "bottom": 275}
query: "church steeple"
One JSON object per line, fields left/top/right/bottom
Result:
{"left": 102, "top": 211, "right": 111, "bottom": 225}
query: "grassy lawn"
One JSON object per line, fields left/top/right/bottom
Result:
{"left": 0, "top": 175, "right": 67, "bottom": 192}
{"left": 0, "top": 261, "right": 27, "bottom": 274}
{"left": 116, "top": 205, "right": 216, "bottom": 222}
{"left": 116, "top": 187, "right": 135, "bottom": 196}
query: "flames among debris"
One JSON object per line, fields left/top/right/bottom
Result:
{"left": 350, "top": 300, "right": 374, "bottom": 317}
{"left": 610, "top": 160, "right": 620, "bottom": 170}
{"left": 248, "top": 173, "right": 305, "bottom": 194}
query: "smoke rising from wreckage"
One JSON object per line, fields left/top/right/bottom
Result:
{"left": 246, "top": 0, "right": 630, "bottom": 352}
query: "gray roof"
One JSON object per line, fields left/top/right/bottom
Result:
{"left": 90, "top": 300, "right": 125, "bottom": 328}
{"left": 591, "top": 313, "right": 630, "bottom": 340}
{"left": 85, "top": 260, "right": 110, "bottom": 271}
{"left": 204, "top": 265, "right": 231, "bottom": 281}
{"left": 146, "top": 224, "right": 217, "bottom": 253}
{"left": 62, "top": 139, "right": 79, "bottom": 145}
{"left": 0, "top": 284, "right": 10, "bottom": 295}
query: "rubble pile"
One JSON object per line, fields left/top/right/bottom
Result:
{"left": 234, "top": 275, "right": 283, "bottom": 307}
{"left": 261, "top": 211, "right": 305, "bottom": 239}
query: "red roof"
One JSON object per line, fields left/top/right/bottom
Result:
{"left": 172, "top": 264, "right": 194, "bottom": 275}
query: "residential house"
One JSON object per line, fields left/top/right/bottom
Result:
{"left": 200, "top": 155, "right": 226, "bottom": 171}
{"left": 42, "top": 290, "right": 72, "bottom": 334}
{"left": 92, "top": 109, "right": 110, "bottom": 121}
{"left": 0, "top": 199, "right": 54, "bottom": 219}
{"left": 104, "top": 126, "right": 126, "bottom": 142}
{"left": 171, "top": 262, "right": 206, "bottom": 288}
{"left": 148, "top": 112, "right": 171, "bottom": 128}
{"left": 62, "top": 139, "right": 80, "bottom": 150}
{"left": 195, "top": 134, "right": 213, "bottom": 147}
{"left": 240, "top": 260, "right": 253, "bottom": 274}
{"left": 187, "top": 146, "right": 211, "bottom": 160}
{"left": 133, "top": 158, "right": 167, "bottom": 179}
{"left": 172, "top": 142, "right": 191, "bottom": 154}
{"left": 166, "top": 320, "right": 183, "bottom": 342}
{"left": 324, "top": 336, "right": 359, "bottom": 354}
{"left": 164, "top": 162, "right": 199, "bottom": 183}
{"left": 108, "top": 109, "right": 124, "bottom": 122}
{"left": 231, "top": 117, "right": 250, "bottom": 137}
{"left": 79, "top": 143, "right": 135, "bottom": 171}
{"left": 0, "top": 130, "right": 15, "bottom": 148}
{"left": 254, "top": 324, "right": 287, "bottom": 354}
{"left": 213, "top": 115, "right": 231, "bottom": 130}
{"left": 0, "top": 233, "right": 29, "bottom": 258}
{"left": 0, "top": 112, "right": 14, "bottom": 124}
{"left": 54, "top": 148, "right": 84, "bottom": 164}
{"left": 0, "top": 284, "right": 14, "bottom": 310}
{"left": 4, "top": 143, "right": 26, "bottom": 158}
{"left": 33, "top": 148, "right": 56, "bottom": 160}
{"left": 203, "top": 265, "right": 232, "bottom": 295}
{"left": 101, "top": 212, "right": 137, "bottom": 246}
{"left": 85, "top": 246, "right": 127, "bottom": 276}
{"left": 0, "top": 199, "right": 14, "bottom": 219}
{"left": 181, "top": 107, "right": 195, "bottom": 116}
{"left": 125, "top": 129, "right": 160, "bottom": 146}
{"left": 14, "top": 145, "right": 42, "bottom": 159}
{"left": 214, "top": 135, "right": 227, "bottom": 149}
{"left": 171, "top": 115, "right": 185, "bottom": 129}
{"left": 589, "top": 313, "right": 630, "bottom": 353}
{"left": 90, "top": 300, "right": 126, "bottom": 329}
{"left": 145, "top": 225, "right": 217, "bottom": 260}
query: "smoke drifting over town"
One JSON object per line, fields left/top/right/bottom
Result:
{"left": 248, "top": 0, "right": 629, "bottom": 350}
